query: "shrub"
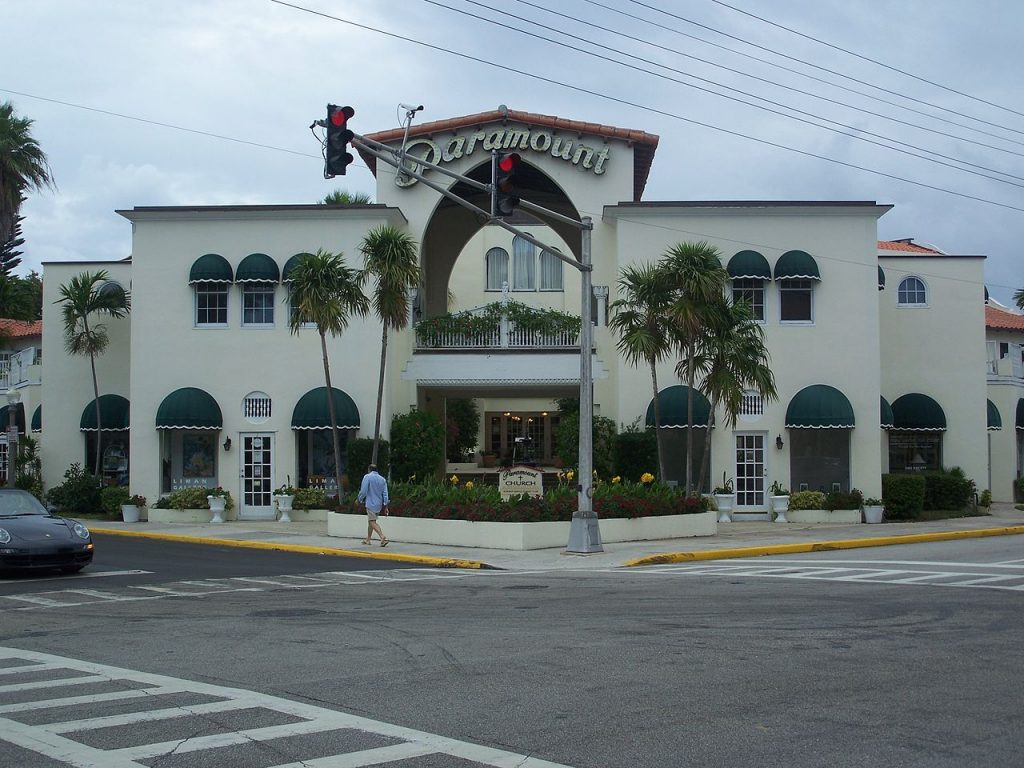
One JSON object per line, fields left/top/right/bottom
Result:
{"left": 154, "top": 487, "right": 233, "bottom": 511}
{"left": 882, "top": 473, "right": 926, "bottom": 519}
{"left": 789, "top": 490, "right": 826, "bottom": 510}
{"left": 347, "top": 437, "right": 389, "bottom": 480}
{"left": 46, "top": 463, "right": 102, "bottom": 516}
{"left": 556, "top": 408, "right": 616, "bottom": 479}
{"left": 922, "top": 468, "right": 975, "bottom": 511}
{"left": 979, "top": 489, "right": 992, "bottom": 508}
{"left": 825, "top": 489, "right": 863, "bottom": 511}
{"left": 390, "top": 409, "right": 445, "bottom": 481}
{"left": 446, "top": 397, "right": 480, "bottom": 461}
{"left": 294, "top": 487, "right": 327, "bottom": 510}
{"left": 100, "top": 486, "right": 130, "bottom": 518}
{"left": 613, "top": 425, "right": 657, "bottom": 483}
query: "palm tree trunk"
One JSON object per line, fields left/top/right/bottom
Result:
{"left": 320, "top": 330, "right": 344, "bottom": 504}
{"left": 685, "top": 346, "right": 696, "bottom": 495}
{"left": 696, "top": 394, "right": 717, "bottom": 494}
{"left": 85, "top": 315, "right": 102, "bottom": 478}
{"left": 372, "top": 324, "right": 388, "bottom": 465}
{"left": 649, "top": 360, "right": 666, "bottom": 482}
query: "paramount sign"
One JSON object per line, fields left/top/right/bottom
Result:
{"left": 498, "top": 466, "right": 545, "bottom": 500}
{"left": 395, "top": 127, "right": 611, "bottom": 187}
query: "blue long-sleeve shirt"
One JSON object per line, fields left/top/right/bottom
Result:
{"left": 357, "top": 470, "right": 389, "bottom": 512}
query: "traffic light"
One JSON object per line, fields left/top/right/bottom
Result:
{"left": 493, "top": 152, "right": 522, "bottom": 216}
{"left": 325, "top": 104, "right": 355, "bottom": 177}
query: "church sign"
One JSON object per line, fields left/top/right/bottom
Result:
{"left": 498, "top": 465, "right": 545, "bottom": 500}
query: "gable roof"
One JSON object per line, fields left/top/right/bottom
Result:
{"left": 0, "top": 319, "right": 42, "bottom": 339}
{"left": 986, "top": 304, "right": 1024, "bottom": 333}
{"left": 360, "top": 108, "right": 659, "bottom": 202}
{"left": 878, "top": 239, "right": 944, "bottom": 255}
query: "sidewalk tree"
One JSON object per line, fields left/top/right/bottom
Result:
{"left": 286, "top": 249, "right": 370, "bottom": 498}
{"left": 359, "top": 225, "right": 420, "bottom": 466}
{"left": 0, "top": 102, "right": 55, "bottom": 245}
{"left": 56, "top": 270, "right": 131, "bottom": 476}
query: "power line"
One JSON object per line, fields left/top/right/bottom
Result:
{"left": 707, "top": 0, "right": 1024, "bottom": 122}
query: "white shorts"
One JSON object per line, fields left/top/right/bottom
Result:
{"left": 366, "top": 509, "right": 381, "bottom": 521}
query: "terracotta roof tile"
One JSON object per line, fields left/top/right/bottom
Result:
{"left": 0, "top": 319, "right": 42, "bottom": 338}
{"left": 359, "top": 108, "right": 659, "bottom": 201}
{"left": 878, "top": 239, "right": 943, "bottom": 254}
{"left": 986, "top": 304, "right": 1024, "bottom": 332}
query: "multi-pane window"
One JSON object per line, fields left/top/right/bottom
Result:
{"left": 486, "top": 247, "right": 509, "bottom": 291}
{"left": 243, "top": 392, "right": 272, "bottom": 423}
{"left": 779, "top": 279, "right": 813, "bottom": 322}
{"left": 195, "top": 283, "right": 229, "bottom": 326}
{"left": 242, "top": 284, "right": 275, "bottom": 326}
{"left": 732, "top": 279, "right": 765, "bottom": 321}
{"left": 897, "top": 276, "right": 927, "bottom": 306}
{"left": 512, "top": 236, "right": 535, "bottom": 290}
{"left": 540, "top": 250, "right": 563, "bottom": 291}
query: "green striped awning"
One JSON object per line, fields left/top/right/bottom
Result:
{"left": 727, "top": 250, "right": 771, "bottom": 280}
{"left": 774, "top": 250, "right": 820, "bottom": 280}
{"left": 785, "top": 384, "right": 855, "bottom": 428}
{"left": 188, "top": 253, "right": 233, "bottom": 284}
{"left": 645, "top": 385, "right": 713, "bottom": 429}
{"left": 282, "top": 253, "right": 314, "bottom": 283}
{"left": 156, "top": 387, "right": 223, "bottom": 430}
{"left": 31, "top": 405, "right": 41, "bottom": 433}
{"left": 80, "top": 394, "right": 130, "bottom": 431}
{"left": 236, "top": 252, "right": 280, "bottom": 283}
{"left": 988, "top": 399, "right": 1002, "bottom": 431}
{"left": 291, "top": 387, "right": 360, "bottom": 430}
{"left": 891, "top": 393, "right": 946, "bottom": 431}
{"left": 0, "top": 402, "right": 25, "bottom": 433}
{"left": 880, "top": 396, "right": 894, "bottom": 429}
{"left": 878, "top": 266, "right": 886, "bottom": 291}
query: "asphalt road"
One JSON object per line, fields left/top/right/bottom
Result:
{"left": 1, "top": 535, "right": 1022, "bottom": 767}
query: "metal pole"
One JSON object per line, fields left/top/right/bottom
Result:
{"left": 567, "top": 217, "right": 602, "bottom": 553}
{"left": 6, "top": 396, "right": 17, "bottom": 489}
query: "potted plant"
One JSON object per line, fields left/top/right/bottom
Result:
{"left": 770, "top": 480, "right": 790, "bottom": 523}
{"left": 862, "top": 497, "right": 884, "bottom": 524}
{"left": 273, "top": 478, "right": 297, "bottom": 523}
{"left": 206, "top": 486, "right": 232, "bottom": 524}
{"left": 121, "top": 493, "right": 147, "bottom": 523}
{"left": 712, "top": 472, "right": 735, "bottom": 523}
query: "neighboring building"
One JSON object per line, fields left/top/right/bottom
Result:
{"left": 1, "top": 318, "right": 42, "bottom": 483}
{"left": 34, "top": 107, "right": 996, "bottom": 517}
{"left": 984, "top": 300, "right": 1024, "bottom": 501}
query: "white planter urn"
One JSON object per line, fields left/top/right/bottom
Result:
{"left": 863, "top": 504, "right": 884, "bottom": 524}
{"left": 275, "top": 494, "right": 295, "bottom": 523}
{"left": 771, "top": 495, "right": 790, "bottom": 523}
{"left": 207, "top": 495, "right": 226, "bottom": 524}
{"left": 120, "top": 504, "right": 141, "bottom": 523}
{"left": 713, "top": 493, "right": 735, "bottom": 523}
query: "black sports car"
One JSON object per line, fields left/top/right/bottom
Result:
{"left": 0, "top": 489, "right": 94, "bottom": 574}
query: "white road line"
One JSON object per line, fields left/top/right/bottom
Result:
{"left": 0, "top": 717, "right": 149, "bottom": 768}
{"left": 0, "top": 675, "right": 108, "bottom": 694}
{"left": 4, "top": 593, "right": 80, "bottom": 607}
{"left": 950, "top": 574, "right": 1024, "bottom": 586}
{"left": 0, "top": 686, "right": 179, "bottom": 714}
{"left": 756, "top": 558, "right": 1024, "bottom": 569}
{"left": 0, "top": 662, "right": 63, "bottom": 676}
{"left": 0, "top": 570, "right": 151, "bottom": 585}
{"left": 266, "top": 741, "right": 440, "bottom": 767}
{"left": 46, "top": 698, "right": 265, "bottom": 733}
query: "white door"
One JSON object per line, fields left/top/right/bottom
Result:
{"left": 240, "top": 433, "right": 275, "bottom": 520}
{"left": 733, "top": 432, "right": 768, "bottom": 518}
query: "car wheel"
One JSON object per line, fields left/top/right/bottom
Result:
{"left": 60, "top": 566, "right": 84, "bottom": 574}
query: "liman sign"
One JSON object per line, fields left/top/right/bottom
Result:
{"left": 396, "top": 126, "right": 611, "bottom": 188}
{"left": 498, "top": 465, "right": 545, "bottom": 500}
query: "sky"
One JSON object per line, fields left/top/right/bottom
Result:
{"left": 3, "top": 0, "right": 1022, "bottom": 305}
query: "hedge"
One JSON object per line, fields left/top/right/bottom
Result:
{"left": 882, "top": 474, "right": 926, "bottom": 519}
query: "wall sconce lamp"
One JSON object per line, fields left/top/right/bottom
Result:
{"left": 223, "top": 437, "right": 232, "bottom": 452}
{"left": 775, "top": 434, "right": 784, "bottom": 450}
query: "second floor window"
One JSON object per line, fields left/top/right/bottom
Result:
{"left": 512, "top": 236, "right": 535, "bottom": 290}
{"left": 898, "top": 276, "right": 927, "bottom": 306}
{"left": 195, "top": 283, "right": 229, "bottom": 326}
{"left": 732, "top": 279, "right": 765, "bottom": 321}
{"left": 779, "top": 279, "right": 814, "bottom": 323}
{"left": 242, "top": 284, "right": 275, "bottom": 326}
{"left": 540, "top": 249, "right": 563, "bottom": 291}
{"left": 486, "top": 247, "right": 509, "bottom": 291}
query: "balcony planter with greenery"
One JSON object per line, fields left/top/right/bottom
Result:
{"left": 415, "top": 301, "right": 582, "bottom": 347}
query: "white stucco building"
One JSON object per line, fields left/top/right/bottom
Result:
{"left": 23, "top": 106, "right": 1005, "bottom": 515}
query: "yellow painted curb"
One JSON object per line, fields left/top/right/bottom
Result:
{"left": 89, "top": 527, "right": 490, "bottom": 570}
{"left": 624, "top": 525, "right": 1024, "bottom": 567}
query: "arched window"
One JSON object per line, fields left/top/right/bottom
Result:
{"left": 512, "top": 236, "right": 535, "bottom": 290}
{"left": 485, "top": 247, "right": 509, "bottom": 291}
{"left": 540, "top": 250, "right": 564, "bottom": 291}
{"left": 897, "top": 276, "right": 927, "bottom": 306}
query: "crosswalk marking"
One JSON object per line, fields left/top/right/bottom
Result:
{"left": 0, "top": 647, "right": 574, "bottom": 768}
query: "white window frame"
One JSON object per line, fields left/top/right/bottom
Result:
{"left": 897, "top": 275, "right": 928, "bottom": 307}
{"left": 485, "top": 247, "right": 509, "bottom": 291}
{"left": 241, "top": 283, "right": 276, "bottom": 328}
{"left": 778, "top": 279, "right": 814, "bottom": 324}
{"left": 732, "top": 278, "right": 766, "bottom": 323}
{"left": 511, "top": 236, "right": 535, "bottom": 291}
{"left": 194, "top": 282, "right": 229, "bottom": 328}
{"left": 539, "top": 249, "right": 564, "bottom": 292}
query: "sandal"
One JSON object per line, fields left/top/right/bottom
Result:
{"left": 380, "top": 539, "right": 389, "bottom": 547}
{"left": 361, "top": 539, "right": 371, "bottom": 545}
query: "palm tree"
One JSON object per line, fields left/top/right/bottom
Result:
{"left": 608, "top": 262, "right": 676, "bottom": 481}
{"left": 359, "top": 225, "right": 420, "bottom": 465}
{"left": 56, "top": 271, "right": 130, "bottom": 476}
{"left": 690, "top": 297, "right": 778, "bottom": 493}
{"left": 286, "top": 249, "right": 370, "bottom": 497}
{"left": 1014, "top": 288, "right": 1024, "bottom": 311}
{"left": 660, "top": 241, "right": 729, "bottom": 493}
{"left": 321, "top": 189, "right": 372, "bottom": 205}
{"left": 0, "top": 102, "right": 55, "bottom": 244}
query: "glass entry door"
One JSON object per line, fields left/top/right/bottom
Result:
{"left": 240, "top": 433, "right": 275, "bottom": 520}
{"left": 734, "top": 433, "right": 767, "bottom": 516}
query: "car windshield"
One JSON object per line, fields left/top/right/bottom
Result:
{"left": 0, "top": 490, "right": 48, "bottom": 516}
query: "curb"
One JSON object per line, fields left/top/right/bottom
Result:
{"left": 89, "top": 527, "right": 495, "bottom": 570}
{"left": 623, "top": 525, "right": 1024, "bottom": 567}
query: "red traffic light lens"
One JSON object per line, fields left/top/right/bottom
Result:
{"left": 329, "top": 105, "right": 355, "bottom": 127}
{"left": 330, "top": 111, "right": 347, "bottom": 127}
{"left": 498, "top": 153, "right": 521, "bottom": 173}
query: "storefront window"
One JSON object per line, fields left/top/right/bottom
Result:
{"left": 790, "top": 429, "right": 850, "bottom": 491}
{"left": 888, "top": 432, "right": 942, "bottom": 473}
{"left": 297, "top": 429, "right": 349, "bottom": 490}
{"left": 85, "top": 432, "right": 130, "bottom": 486}
{"left": 162, "top": 431, "right": 217, "bottom": 492}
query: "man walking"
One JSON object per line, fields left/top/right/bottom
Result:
{"left": 357, "top": 464, "right": 389, "bottom": 547}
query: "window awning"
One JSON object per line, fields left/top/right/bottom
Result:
{"left": 282, "top": 253, "right": 313, "bottom": 283}
{"left": 189, "top": 253, "right": 233, "bottom": 284}
{"left": 878, "top": 266, "right": 885, "bottom": 291}
{"left": 785, "top": 384, "right": 855, "bottom": 428}
{"left": 891, "top": 393, "right": 946, "bottom": 431}
{"left": 727, "top": 250, "right": 771, "bottom": 280}
{"left": 236, "top": 252, "right": 280, "bottom": 283}
{"left": 80, "top": 394, "right": 130, "bottom": 431}
{"left": 988, "top": 399, "right": 1002, "bottom": 431}
{"left": 291, "top": 387, "right": 360, "bottom": 430}
{"left": 0, "top": 402, "right": 25, "bottom": 433}
{"left": 774, "top": 250, "right": 820, "bottom": 280}
{"left": 155, "top": 387, "right": 223, "bottom": 430}
{"left": 31, "top": 405, "right": 41, "bottom": 433}
{"left": 645, "top": 385, "right": 712, "bottom": 429}
{"left": 880, "top": 396, "right": 894, "bottom": 430}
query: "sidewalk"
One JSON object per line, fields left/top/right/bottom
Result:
{"left": 88, "top": 503, "right": 1024, "bottom": 571}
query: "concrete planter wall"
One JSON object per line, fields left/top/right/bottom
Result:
{"left": 328, "top": 510, "right": 717, "bottom": 550}
{"left": 785, "top": 508, "right": 862, "bottom": 524}
{"left": 148, "top": 507, "right": 236, "bottom": 523}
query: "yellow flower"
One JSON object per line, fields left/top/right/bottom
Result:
{"left": 640, "top": 472, "right": 655, "bottom": 484}
{"left": 465, "top": 480, "right": 474, "bottom": 490}
{"left": 566, "top": 470, "right": 575, "bottom": 481}
{"left": 612, "top": 476, "right": 621, "bottom": 484}
{"left": 450, "top": 474, "right": 459, "bottom": 485}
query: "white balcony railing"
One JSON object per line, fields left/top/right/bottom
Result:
{"left": 414, "top": 304, "right": 580, "bottom": 351}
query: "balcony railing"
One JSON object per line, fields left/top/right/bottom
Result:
{"left": 0, "top": 347, "right": 38, "bottom": 388}
{"left": 414, "top": 302, "right": 581, "bottom": 351}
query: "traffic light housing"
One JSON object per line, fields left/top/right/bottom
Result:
{"left": 493, "top": 152, "right": 522, "bottom": 216}
{"left": 325, "top": 104, "right": 355, "bottom": 177}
